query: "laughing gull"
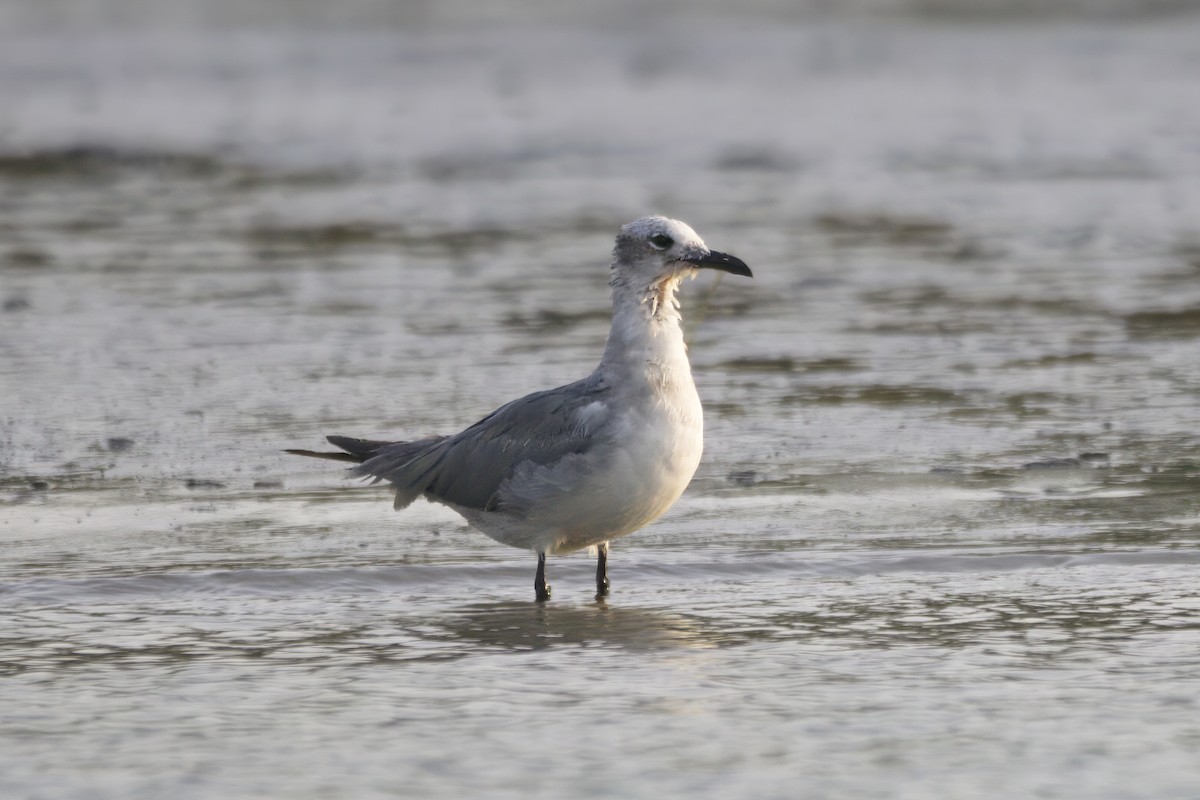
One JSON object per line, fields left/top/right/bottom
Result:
{"left": 287, "top": 216, "right": 751, "bottom": 601}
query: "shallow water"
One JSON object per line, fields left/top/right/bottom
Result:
{"left": 2, "top": 9, "right": 1200, "bottom": 800}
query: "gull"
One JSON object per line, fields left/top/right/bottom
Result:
{"left": 287, "top": 216, "right": 751, "bottom": 601}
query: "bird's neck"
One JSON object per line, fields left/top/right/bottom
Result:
{"left": 597, "top": 274, "right": 694, "bottom": 390}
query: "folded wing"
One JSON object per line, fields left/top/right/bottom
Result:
{"left": 351, "top": 375, "right": 612, "bottom": 511}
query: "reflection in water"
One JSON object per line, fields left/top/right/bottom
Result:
{"left": 6, "top": 565, "right": 1196, "bottom": 678}
{"left": 430, "top": 602, "right": 716, "bottom": 653}
{"left": 0, "top": 595, "right": 724, "bottom": 676}
{"left": 3, "top": 13, "right": 1200, "bottom": 800}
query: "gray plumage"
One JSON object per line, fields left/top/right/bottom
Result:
{"left": 356, "top": 374, "right": 611, "bottom": 512}
{"left": 287, "top": 215, "right": 751, "bottom": 600}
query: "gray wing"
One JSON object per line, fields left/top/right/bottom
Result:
{"left": 352, "top": 374, "right": 612, "bottom": 511}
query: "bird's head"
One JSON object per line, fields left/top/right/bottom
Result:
{"left": 611, "top": 216, "right": 752, "bottom": 290}
{"left": 610, "top": 216, "right": 751, "bottom": 318}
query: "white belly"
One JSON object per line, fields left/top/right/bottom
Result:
{"left": 454, "top": 390, "right": 704, "bottom": 554}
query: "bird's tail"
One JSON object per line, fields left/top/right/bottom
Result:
{"left": 284, "top": 435, "right": 394, "bottom": 464}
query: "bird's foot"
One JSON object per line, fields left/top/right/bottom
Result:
{"left": 534, "top": 552, "right": 551, "bottom": 602}
{"left": 594, "top": 542, "right": 610, "bottom": 601}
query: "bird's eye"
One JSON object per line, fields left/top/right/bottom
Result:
{"left": 649, "top": 234, "right": 674, "bottom": 250}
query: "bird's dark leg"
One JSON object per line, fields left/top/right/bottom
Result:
{"left": 534, "top": 551, "right": 552, "bottom": 602}
{"left": 595, "top": 541, "right": 610, "bottom": 600}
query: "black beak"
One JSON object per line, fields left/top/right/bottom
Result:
{"left": 685, "top": 249, "right": 752, "bottom": 278}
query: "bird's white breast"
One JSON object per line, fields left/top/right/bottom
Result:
{"left": 455, "top": 273, "right": 707, "bottom": 555}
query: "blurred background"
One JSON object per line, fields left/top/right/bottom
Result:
{"left": 2, "top": 2, "right": 1200, "bottom": 799}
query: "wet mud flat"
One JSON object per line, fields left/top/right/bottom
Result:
{"left": 3, "top": 14, "right": 1200, "bottom": 800}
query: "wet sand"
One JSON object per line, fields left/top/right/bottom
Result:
{"left": 3, "top": 12, "right": 1200, "bottom": 800}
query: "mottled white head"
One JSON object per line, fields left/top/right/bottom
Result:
{"left": 610, "top": 216, "right": 751, "bottom": 318}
